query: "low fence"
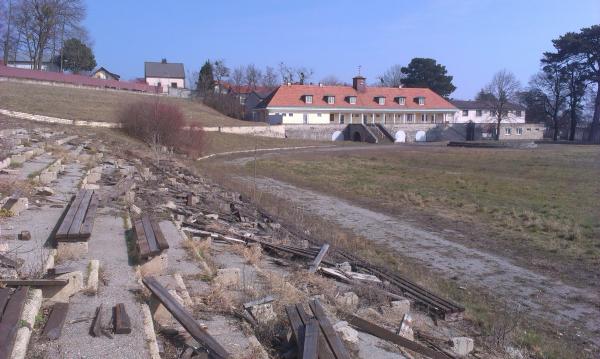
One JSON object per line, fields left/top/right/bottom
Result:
{"left": 0, "top": 65, "right": 161, "bottom": 93}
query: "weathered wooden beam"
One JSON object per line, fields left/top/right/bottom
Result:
{"left": 303, "top": 319, "right": 319, "bottom": 359}
{"left": 0, "top": 287, "right": 29, "bottom": 358}
{"left": 113, "top": 303, "right": 131, "bottom": 334}
{"left": 134, "top": 220, "right": 150, "bottom": 259}
{"left": 308, "top": 244, "right": 330, "bottom": 273}
{"left": 295, "top": 304, "right": 335, "bottom": 359}
{"left": 56, "top": 191, "right": 85, "bottom": 240}
{"left": 285, "top": 305, "right": 305, "bottom": 359}
{"left": 0, "top": 279, "right": 68, "bottom": 287}
{"left": 141, "top": 215, "right": 160, "bottom": 254}
{"left": 42, "top": 303, "right": 69, "bottom": 340}
{"left": 347, "top": 315, "right": 454, "bottom": 359}
{"left": 308, "top": 299, "right": 350, "bottom": 359}
{"left": 0, "top": 288, "right": 11, "bottom": 319}
{"left": 243, "top": 295, "right": 275, "bottom": 310}
{"left": 90, "top": 304, "right": 103, "bottom": 337}
{"left": 67, "top": 190, "right": 93, "bottom": 237}
{"left": 150, "top": 219, "right": 169, "bottom": 250}
{"left": 79, "top": 194, "right": 99, "bottom": 238}
{"left": 142, "top": 276, "right": 230, "bottom": 359}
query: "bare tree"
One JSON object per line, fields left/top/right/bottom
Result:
{"left": 295, "top": 66, "right": 313, "bottom": 84}
{"left": 279, "top": 62, "right": 294, "bottom": 84}
{"left": 378, "top": 64, "right": 405, "bottom": 87}
{"left": 483, "top": 70, "right": 521, "bottom": 140}
{"left": 529, "top": 64, "right": 568, "bottom": 141}
{"left": 231, "top": 66, "right": 244, "bottom": 92}
{"left": 262, "top": 65, "right": 278, "bottom": 89}
{"left": 213, "top": 59, "right": 229, "bottom": 84}
{"left": 245, "top": 64, "right": 262, "bottom": 90}
{"left": 320, "top": 75, "right": 343, "bottom": 86}
{"left": 12, "top": 0, "right": 85, "bottom": 70}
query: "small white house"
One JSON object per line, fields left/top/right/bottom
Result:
{"left": 450, "top": 100, "right": 526, "bottom": 124}
{"left": 144, "top": 60, "right": 185, "bottom": 93}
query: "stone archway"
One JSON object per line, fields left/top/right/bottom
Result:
{"left": 352, "top": 131, "right": 362, "bottom": 142}
{"left": 415, "top": 130, "right": 427, "bottom": 142}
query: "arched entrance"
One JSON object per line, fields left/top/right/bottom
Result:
{"left": 415, "top": 130, "right": 427, "bottom": 142}
{"left": 395, "top": 130, "right": 406, "bottom": 143}
{"left": 352, "top": 131, "right": 362, "bottom": 142}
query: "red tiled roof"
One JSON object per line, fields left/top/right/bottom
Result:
{"left": 265, "top": 84, "right": 457, "bottom": 110}
{"left": 0, "top": 65, "right": 160, "bottom": 93}
{"left": 219, "top": 82, "right": 273, "bottom": 95}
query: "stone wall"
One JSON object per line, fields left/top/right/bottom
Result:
{"left": 284, "top": 124, "right": 347, "bottom": 141}
{"left": 203, "top": 125, "right": 286, "bottom": 138}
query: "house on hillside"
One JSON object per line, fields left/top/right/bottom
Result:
{"left": 253, "top": 75, "right": 458, "bottom": 125}
{"left": 215, "top": 82, "right": 274, "bottom": 105}
{"left": 450, "top": 100, "right": 526, "bottom": 124}
{"left": 144, "top": 60, "right": 185, "bottom": 93}
{"left": 7, "top": 57, "right": 58, "bottom": 72}
{"left": 244, "top": 89, "right": 275, "bottom": 121}
{"left": 91, "top": 67, "right": 120, "bottom": 81}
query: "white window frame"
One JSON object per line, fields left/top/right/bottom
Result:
{"left": 348, "top": 96, "right": 357, "bottom": 104}
{"left": 516, "top": 127, "right": 523, "bottom": 135}
{"left": 417, "top": 97, "right": 425, "bottom": 105}
{"left": 327, "top": 96, "right": 335, "bottom": 104}
{"left": 317, "top": 113, "right": 322, "bottom": 117}
{"left": 505, "top": 128, "right": 512, "bottom": 135}
{"left": 476, "top": 109, "right": 482, "bottom": 117}
{"left": 462, "top": 109, "right": 468, "bottom": 116}
{"left": 305, "top": 95, "right": 313, "bottom": 104}
{"left": 397, "top": 97, "right": 406, "bottom": 105}
{"left": 378, "top": 97, "right": 385, "bottom": 105}
{"left": 406, "top": 114, "right": 414, "bottom": 122}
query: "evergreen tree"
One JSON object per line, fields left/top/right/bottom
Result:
{"left": 197, "top": 60, "right": 214, "bottom": 94}
{"left": 400, "top": 58, "right": 456, "bottom": 97}
{"left": 54, "top": 38, "right": 96, "bottom": 73}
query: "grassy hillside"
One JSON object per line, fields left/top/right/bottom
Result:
{"left": 0, "top": 80, "right": 256, "bottom": 127}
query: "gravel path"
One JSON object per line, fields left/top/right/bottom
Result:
{"left": 247, "top": 176, "right": 600, "bottom": 346}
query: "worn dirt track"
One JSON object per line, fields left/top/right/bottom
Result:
{"left": 231, "top": 161, "right": 600, "bottom": 347}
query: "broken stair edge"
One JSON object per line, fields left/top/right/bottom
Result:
{"left": 11, "top": 288, "right": 43, "bottom": 359}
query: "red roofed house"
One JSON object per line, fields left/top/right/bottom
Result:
{"left": 254, "top": 76, "right": 458, "bottom": 126}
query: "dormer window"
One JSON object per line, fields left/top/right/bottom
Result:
{"left": 415, "top": 96, "right": 425, "bottom": 105}
{"left": 395, "top": 96, "right": 406, "bottom": 105}
{"left": 304, "top": 95, "right": 313, "bottom": 104}
{"left": 376, "top": 96, "right": 385, "bottom": 105}
{"left": 326, "top": 95, "right": 335, "bottom": 104}
{"left": 348, "top": 96, "right": 357, "bottom": 104}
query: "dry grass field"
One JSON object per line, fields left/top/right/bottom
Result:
{"left": 247, "top": 144, "right": 600, "bottom": 285}
{"left": 201, "top": 132, "right": 333, "bottom": 156}
{"left": 0, "top": 81, "right": 256, "bottom": 127}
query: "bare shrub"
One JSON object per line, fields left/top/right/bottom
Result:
{"left": 119, "top": 100, "right": 205, "bottom": 157}
{"left": 201, "top": 93, "right": 243, "bottom": 119}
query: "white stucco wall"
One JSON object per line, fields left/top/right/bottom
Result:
{"left": 269, "top": 110, "right": 458, "bottom": 125}
{"left": 452, "top": 109, "right": 525, "bottom": 124}
{"left": 145, "top": 77, "right": 185, "bottom": 93}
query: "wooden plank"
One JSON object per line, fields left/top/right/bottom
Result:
{"left": 243, "top": 295, "right": 275, "bottom": 310}
{"left": 42, "top": 303, "right": 69, "bottom": 340}
{"left": 0, "top": 253, "right": 19, "bottom": 269}
{"left": 285, "top": 305, "right": 305, "bottom": 358}
{"left": 90, "top": 304, "right": 103, "bottom": 337}
{"left": 141, "top": 215, "right": 160, "bottom": 255}
{"left": 0, "top": 279, "right": 68, "bottom": 286}
{"left": 296, "top": 304, "right": 335, "bottom": 359}
{"left": 150, "top": 219, "right": 169, "bottom": 250}
{"left": 309, "top": 299, "right": 351, "bottom": 359}
{"left": 79, "top": 194, "right": 99, "bottom": 239}
{"left": 308, "top": 244, "right": 330, "bottom": 273}
{"left": 67, "top": 190, "right": 93, "bottom": 238}
{"left": 0, "top": 286, "right": 29, "bottom": 359}
{"left": 55, "top": 191, "right": 85, "bottom": 240}
{"left": 303, "top": 319, "right": 319, "bottom": 359}
{"left": 347, "top": 315, "right": 453, "bottom": 359}
{"left": 135, "top": 220, "right": 151, "bottom": 259}
{"left": 113, "top": 303, "right": 132, "bottom": 334}
{"left": 142, "top": 276, "right": 230, "bottom": 359}
{"left": 0, "top": 288, "right": 11, "bottom": 320}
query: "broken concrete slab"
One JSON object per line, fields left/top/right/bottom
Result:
{"left": 45, "top": 271, "right": 84, "bottom": 303}
{"left": 35, "top": 186, "right": 55, "bottom": 196}
{"left": 452, "top": 336, "right": 474, "bottom": 356}
{"left": 214, "top": 268, "right": 240, "bottom": 288}
{"left": 335, "top": 291, "right": 359, "bottom": 310}
{"left": 86, "top": 259, "right": 100, "bottom": 294}
{"left": 57, "top": 241, "right": 88, "bottom": 259}
{"left": 249, "top": 303, "right": 276, "bottom": 324}
{"left": 2, "top": 197, "right": 28, "bottom": 216}
{"left": 333, "top": 321, "right": 359, "bottom": 351}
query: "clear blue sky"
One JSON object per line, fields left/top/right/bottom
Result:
{"left": 84, "top": 0, "right": 599, "bottom": 99}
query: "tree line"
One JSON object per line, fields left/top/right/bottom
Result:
{"left": 1, "top": 0, "right": 95, "bottom": 73}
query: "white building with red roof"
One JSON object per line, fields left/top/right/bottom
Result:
{"left": 254, "top": 76, "right": 459, "bottom": 125}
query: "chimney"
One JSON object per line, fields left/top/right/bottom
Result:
{"left": 318, "top": 82, "right": 323, "bottom": 87}
{"left": 352, "top": 76, "right": 366, "bottom": 93}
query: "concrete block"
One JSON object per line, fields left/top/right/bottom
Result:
{"left": 57, "top": 241, "right": 88, "bottom": 259}
{"left": 86, "top": 172, "right": 101, "bottom": 184}
{"left": 18, "top": 231, "right": 31, "bottom": 241}
{"left": 38, "top": 171, "right": 57, "bottom": 184}
{"left": 3, "top": 197, "right": 28, "bottom": 216}
{"left": 140, "top": 253, "right": 168, "bottom": 276}
{"left": 214, "top": 268, "right": 240, "bottom": 288}
{"left": 249, "top": 303, "right": 276, "bottom": 324}
{"left": 45, "top": 271, "right": 84, "bottom": 303}
{"left": 10, "top": 154, "right": 27, "bottom": 164}
{"left": 124, "top": 191, "right": 135, "bottom": 204}
{"left": 11, "top": 288, "right": 43, "bottom": 359}
{"left": 335, "top": 292, "right": 359, "bottom": 310}
{"left": 35, "top": 186, "right": 54, "bottom": 196}
{"left": 333, "top": 321, "right": 359, "bottom": 350}
{"left": 86, "top": 259, "right": 100, "bottom": 294}
{"left": 452, "top": 337, "right": 474, "bottom": 356}
{"left": 81, "top": 183, "right": 100, "bottom": 190}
